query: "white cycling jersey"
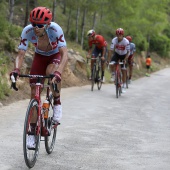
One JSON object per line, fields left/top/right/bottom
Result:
{"left": 18, "top": 22, "right": 67, "bottom": 56}
{"left": 110, "top": 37, "right": 130, "bottom": 55}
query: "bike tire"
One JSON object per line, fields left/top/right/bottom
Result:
{"left": 126, "top": 71, "right": 129, "bottom": 89}
{"left": 23, "top": 99, "right": 40, "bottom": 168}
{"left": 96, "top": 70, "right": 102, "bottom": 90}
{"left": 91, "top": 66, "right": 96, "bottom": 91}
{"left": 45, "top": 94, "right": 57, "bottom": 154}
{"left": 115, "top": 72, "right": 119, "bottom": 98}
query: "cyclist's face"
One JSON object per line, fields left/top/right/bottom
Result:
{"left": 33, "top": 27, "right": 45, "bottom": 36}
{"left": 117, "top": 34, "right": 123, "bottom": 41}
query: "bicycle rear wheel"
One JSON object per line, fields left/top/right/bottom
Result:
{"left": 91, "top": 66, "right": 96, "bottom": 91}
{"left": 96, "top": 69, "right": 102, "bottom": 90}
{"left": 23, "top": 99, "right": 40, "bottom": 168}
{"left": 45, "top": 94, "right": 57, "bottom": 154}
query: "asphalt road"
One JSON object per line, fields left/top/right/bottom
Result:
{"left": 0, "top": 68, "right": 170, "bottom": 170}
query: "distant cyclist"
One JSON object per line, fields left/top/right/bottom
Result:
{"left": 10, "top": 7, "right": 68, "bottom": 149}
{"left": 86, "top": 29, "right": 107, "bottom": 82}
{"left": 108, "top": 28, "right": 130, "bottom": 93}
{"left": 126, "top": 36, "right": 136, "bottom": 83}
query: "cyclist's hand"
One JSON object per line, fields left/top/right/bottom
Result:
{"left": 53, "top": 71, "right": 61, "bottom": 83}
{"left": 10, "top": 68, "right": 20, "bottom": 81}
{"left": 101, "top": 56, "right": 105, "bottom": 61}
{"left": 86, "top": 54, "right": 91, "bottom": 59}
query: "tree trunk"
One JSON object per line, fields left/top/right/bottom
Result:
{"left": 76, "top": 7, "right": 80, "bottom": 43}
{"left": 100, "top": 4, "right": 103, "bottom": 21}
{"left": 33, "top": 0, "right": 38, "bottom": 7}
{"left": 92, "top": 11, "right": 96, "bottom": 30}
{"left": 9, "top": 0, "right": 15, "bottom": 23}
{"left": 24, "top": 0, "right": 29, "bottom": 27}
{"left": 81, "top": 8, "right": 87, "bottom": 49}
{"left": 62, "top": 0, "right": 66, "bottom": 14}
{"left": 66, "top": 8, "right": 71, "bottom": 35}
{"left": 52, "top": 0, "right": 57, "bottom": 22}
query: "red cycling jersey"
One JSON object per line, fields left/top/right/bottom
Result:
{"left": 88, "top": 35, "right": 107, "bottom": 50}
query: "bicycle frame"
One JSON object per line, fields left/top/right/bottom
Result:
{"left": 109, "top": 61, "right": 123, "bottom": 98}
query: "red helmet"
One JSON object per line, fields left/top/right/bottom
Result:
{"left": 116, "top": 28, "right": 124, "bottom": 35}
{"left": 126, "top": 36, "right": 132, "bottom": 42}
{"left": 29, "top": 7, "right": 52, "bottom": 24}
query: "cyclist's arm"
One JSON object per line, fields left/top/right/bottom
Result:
{"left": 57, "top": 47, "right": 68, "bottom": 74}
{"left": 15, "top": 50, "right": 26, "bottom": 69}
{"left": 101, "top": 46, "right": 106, "bottom": 59}
{"left": 87, "top": 47, "right": 92, "bottom": 58}
{"left": 108, "top": 49, "right": 114, "bottom": 62}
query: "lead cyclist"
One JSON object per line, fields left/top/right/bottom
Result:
{"left": 108, "top": 28, "right": 130, "bottom": 93}
{"left": 10, "top": 7, "right": 68, "bottom": 149}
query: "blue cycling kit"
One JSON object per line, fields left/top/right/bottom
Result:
{"left": 18, "top": 22, "right": 67, "bottom": 56}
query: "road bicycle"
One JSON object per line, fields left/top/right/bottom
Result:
{"left": 109, "top": 61, "right": 123, "bottom": 98}
{"left": 90, "top": 56, "right": 103, "bottom": 91}
{"left": 11, "top": 74, "right": 59, "bottom": 168}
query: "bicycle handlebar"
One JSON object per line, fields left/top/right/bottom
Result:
{"left": 11, "top": 74, "right": 59, "bottom": 92}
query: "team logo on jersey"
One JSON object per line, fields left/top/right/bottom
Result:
{"left": 32, "top": 36, "right": 36, "bottom": 40}
{"left": 26, "top": 28, "right": 33, "bottom": 34}
{"left": 51, "top": 41, "right": 58, "bottom": 49}
{"left": 20, "top": 37, "right": 27, "bottom": 46}
{"left": 49, "top": 27, "right": 57, "bottom": 32}
{"left": 56, "top": 35, "right": 64, "bottom": 43}
{"left": 116, "top": 44, "right": 125, "bottom": 50}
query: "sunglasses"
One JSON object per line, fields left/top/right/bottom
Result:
{"left": 32, "top": 23, "right": 46, "bottom": 28}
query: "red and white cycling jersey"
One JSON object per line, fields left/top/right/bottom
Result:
{"left": 110, "top": 37, "right": 130, "bottom": 55}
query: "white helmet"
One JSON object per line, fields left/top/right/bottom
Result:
{"left": 87, "top": 29, "right": 95, "bottom": 37}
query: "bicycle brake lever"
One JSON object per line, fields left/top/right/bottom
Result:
{"left": 10, "top": 75, "right": 18, "bottom": 91}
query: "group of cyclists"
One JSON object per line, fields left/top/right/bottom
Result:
{"left": 86, "top": 28, "right": 136, "bottom": 93}
{"left": 9, "top": 6, "right": 136, "bottom": 149}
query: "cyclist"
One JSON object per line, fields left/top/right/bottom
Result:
{"left": 108, "top": 28, "right": 130, "bottom": 93}
{"left": 126, "top": 36, "right": 136, "bottom": 84}
{"left": 10, "top": 7, "right": 68, "bottom": 149}
{"left": 146, "top": 54, "right": 152, "bottom": 76}
{"left": 86, "top": 29, "right": 107, "bottom": 82}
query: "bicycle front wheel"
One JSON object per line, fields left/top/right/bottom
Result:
{"left": 115, "top": 72, "right": 119, "bottom": 98}
{"left": 91, "top": 66, "right": 96, "bottom": 91}
{"left": 96, "top": 69, "right": 102, "bottom": 90}
{"left": 45, "top": 94, "right": 57, "bottom": 154}
{"left": 23, "top": 99, "right": 40, "bottom": 168}
{"left": 126, "top": 71, "right": 129, "bottom": 89}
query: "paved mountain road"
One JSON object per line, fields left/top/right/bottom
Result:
{"left": 0, "top": 68, "right": 170, "bottom": 170}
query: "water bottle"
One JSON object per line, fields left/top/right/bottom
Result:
{"left": 42, "top": 99, "right": 50, "bottom": 119}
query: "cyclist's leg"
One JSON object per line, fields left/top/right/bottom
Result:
{"left": 128, "top": 55, "right": 133, "bottom": 81}
{"left": 120, "top": 55, "right": 127, "bottom": 88}
{"left": 90, "top": 47, "right": 99, "bottom": 79}
{"left": 100, "top": 47, "right": 107, "bottom": 82}
{"left": 110, "top": 52, "right": 119, "bottom": 82}
{"left": 46, "top": 52, "right": 62, "bottom": 123}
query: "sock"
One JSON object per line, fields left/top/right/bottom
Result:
{"left": 53, "top": 96, "right": 61, "bottom": 105}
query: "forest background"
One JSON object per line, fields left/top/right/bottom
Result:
{"left": 0, "top": 0, "right": 170, "bottom": 103}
